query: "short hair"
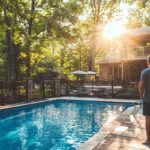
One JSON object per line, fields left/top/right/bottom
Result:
{"left": 148, "top": 55, "right": 150, "bottom": 63}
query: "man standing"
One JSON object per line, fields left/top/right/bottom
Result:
{"left": 139, "top": 55, "right": 150, "bottom": 143}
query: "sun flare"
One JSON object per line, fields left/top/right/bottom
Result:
{"left": 103, "top": 21, "right": 125, "bottom": 40}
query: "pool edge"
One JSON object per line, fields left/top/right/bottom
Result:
{"left": 0, "top": 96, "right": 139, "bottom": 112}
{"left": 78, "top": 105, "right": 140, "bottom": 150}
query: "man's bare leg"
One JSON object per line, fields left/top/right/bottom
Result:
{"left": 145, "top": 116, "right": 150, "bottom": 143}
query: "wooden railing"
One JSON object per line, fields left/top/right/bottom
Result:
{"left": 100, "top": 46, "right": 150, "bottom": 64}
{"left": 134, "top": 46, "right": 150, "bottom": 57}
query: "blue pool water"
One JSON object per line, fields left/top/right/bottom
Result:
{"left": 0, "top": 100, "right": 134, "bottom": 150}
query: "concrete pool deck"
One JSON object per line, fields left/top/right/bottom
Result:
{"left": 79, "top": 104, "right": 149, "bottom": 150}
{"left": 93, "top": 108, "right": 150, "bottom": 150}
{"left": 0, "top": 97, "right": 148, "bottom": 150}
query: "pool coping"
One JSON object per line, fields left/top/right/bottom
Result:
{"left": 78, "top": 105, "right": 140, "bottom": 150}
{"left": 0, "top": 96, "right": 139, "bottom": 112}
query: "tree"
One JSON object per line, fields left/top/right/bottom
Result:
{"left": 0, "top": 0, "right": 85, "bottom": 101}
{"left": 87, "top": 0, "right": 121, "bottom": 71}
{"left": 1, "top": 0, "right": 24, "bottom": 100}
{"left": 126, "top": 0, "right": 150, "bottom": 27}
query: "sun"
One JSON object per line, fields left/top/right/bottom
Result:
{"left": 103, "top": 21, "right": 125, "bottom": 40}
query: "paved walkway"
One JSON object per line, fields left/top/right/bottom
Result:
{"left": 93, "top": 107, "right": 150, "bottom": 150}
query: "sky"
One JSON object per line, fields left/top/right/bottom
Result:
{"left": 117, "top": 3, "right": 130, "bottom": 24}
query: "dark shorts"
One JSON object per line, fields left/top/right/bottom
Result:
{"left": 143, "top": 101, "right": 150, "bottom": 116}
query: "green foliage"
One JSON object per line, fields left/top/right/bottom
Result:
{"left": 0, "top": 0, "right": 149, "bottom": 81}
{"left": 126, "top": 0, "right": 150, "bottom": 27}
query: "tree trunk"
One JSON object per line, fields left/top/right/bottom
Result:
{"left": 26, "top": 0, "right": 35, "bottom": 79}
{"left": 88, "top": 49, "right": 96, "bottom": 71}
{"left": 26, "top": 0, "right": 35, "bottom": 101}
{"left": 4, "top": 9, "right": 17, "bottom": 102}
{"left": 88, "top": 24, "right": 98, "bottom": 71}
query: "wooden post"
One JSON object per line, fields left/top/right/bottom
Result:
{"left": 118, "top": 65, "right": 120, "bottom": 80}
{"left": 54, "top": 80, "right": 60, "bottom": 97}
{"left": 26, "top": 78, "right": 33, "bottom": 101}
{"left": 41, "top": 80, "right": 45, "bottom": 99}
{"left": 111, "top": 75, "right": 114, "bottom": 98}
{"left": 112, "top": 65, "right": 115, "bottom": 80}
{"left": 121, "top": 60, "right": 124, "bottom": 81}
{"left": 26, "top": 79, "right": 28, "bottom": 101}
{"left": 66, "top": 80, "right": 69, "bottom": 95}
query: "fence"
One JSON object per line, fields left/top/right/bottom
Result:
{"left": 60, "top": 79, "right": 139, "bottom": 99}
{"left": 0, "top": 79, "right": 139, "bottom": 104}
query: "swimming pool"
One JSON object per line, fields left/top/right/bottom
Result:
{"left": 0, "top": 99, "right": 135, "bottom": 150}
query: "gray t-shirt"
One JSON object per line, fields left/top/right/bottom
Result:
{"left": 140, "top": 68, "right": 150, "bottom": 101}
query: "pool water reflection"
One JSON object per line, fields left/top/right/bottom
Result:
{"left": 0, "top": 100, "right": 133, "bottom": 150}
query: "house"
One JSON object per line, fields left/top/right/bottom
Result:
{"left": 99, "top": 27, "right": 150, "bottom": 82}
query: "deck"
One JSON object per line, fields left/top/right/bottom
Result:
{"left": 79, "top": 103, "right": 149, "bottom": 150}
